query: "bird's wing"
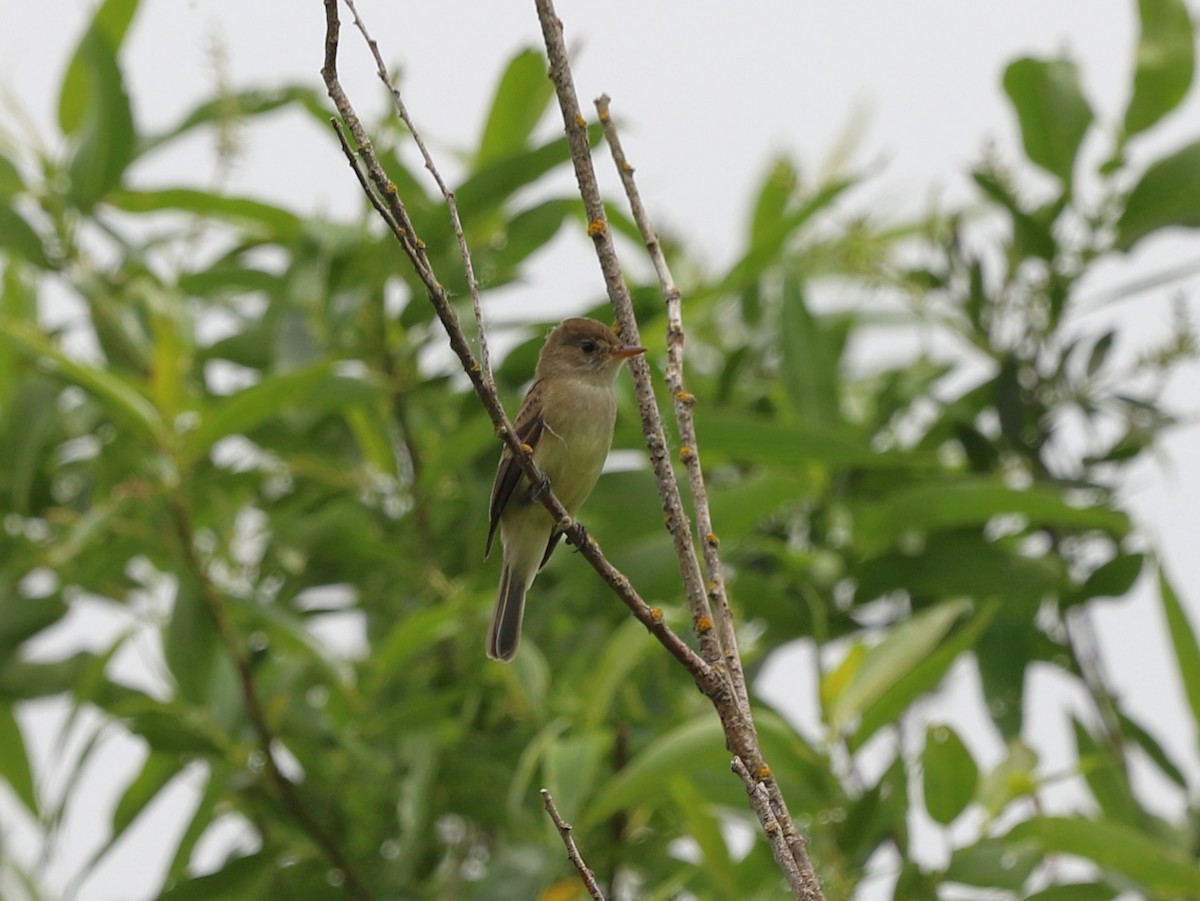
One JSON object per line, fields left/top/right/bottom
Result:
{"left": 485, "top": 381, "right": 546, "bottom": 557}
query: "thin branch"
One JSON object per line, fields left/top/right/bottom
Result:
{"left": 320, "top": 0, "right": 717, "bottom": 692}
{"left": 540, "top": 789, "right": 608, "bottom": 901}
{"left": 341, "top": 0, "right": 493, "bottom": 382}
{"left": 594, "top": 93, "right": 824, "bottom": 900}
{"left": 733, "top": 758, "right": 817, "bottom": 899}
{"left": 531, "top": 0, "right": 723, "bottom": 668}
{"left": 167, "top": 497, "right": 376, "bottom": 901}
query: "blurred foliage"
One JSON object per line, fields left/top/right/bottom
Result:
{"left": 2, "top": 0, "right": 1200, "bottom": 899}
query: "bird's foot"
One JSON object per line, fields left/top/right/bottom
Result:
{"left": 528, "top": 472, "right": 551, "bottom": 503}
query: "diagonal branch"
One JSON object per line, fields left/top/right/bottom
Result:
{"left": 540, "top": 789, "right": 608, "bottom": 901}
{"left": 594, "top": 94, "right": 820, "bottom": 894}
{"left": 320, "top": 0, "right": 716, "bottom": 692}
{"left": 531, "top": 0, "right": 724, "bottom": 670}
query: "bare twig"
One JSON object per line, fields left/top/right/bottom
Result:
{"left": 595, "top": 95, "right": 821, "bottom": 895}
{"left": 321, "top": 0, "right": 716, "bottom": 692}
{"left": 322, "top": 1, "right": 824, "bottom": 896}
{"left": 540, "top": 789, "right": 608, "bottom": 901}
{"left": 531, "top": 0, "right": 723, "bottom": 669}
{"left": 733, "top": 758, "right": 817, "bottom": 898}
{"left": 340, "top": 0, "right": 492, "bottom": 381}
{"left": 167, "top": 497, "right": 375, "bottom": 901}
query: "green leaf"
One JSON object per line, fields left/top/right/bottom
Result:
{"left": 0, "top": 152, "right": 24, "bottom": 195}
{"left": 1116, "top": 140, "right": 1200, "bottom": 251}
{"left": 697, "top": 409, "right": 929, "bottom": 469}
{"left": 1116, "top": 709, "right": 1187, "bottom": 789}
{"left": 158, "top": 851, "right": 274, "bottom": 901}
{"left": 1002, "top": 57, "right": 1093, "bottom": 185}
{"left": 456, "top": 128, "right": 601, "bottom": 222}
{"left": 0, "top": 318, "right": 168, "bottom": 446}
{"left": 1006, "top": 816, "right": 1200, "bottom": 894}
{"left": 668, "top": 778, "right": 738, "bottom": 897}
{"left": 4, "top": 377, "right": 60, "bottom": 514}
{"left": 1159, "top": 566, "right": 1200, "bottom": 749}
{"left": 945, "top": 836, "right": 1040, "bottom": 889}
{"left": 0, "top": 199, "right": 52, "bottom": 269}
{"left": 0, "top": 705, "right": 37, "bottom": 815}
{"left": 579, "top": 618, "right": 656, "bottom": 731}
{"left": 1070, "top": 552, "right": 1144, "bottom": 605}
{"left": 852, "top": 600, "right": 998, "bottom": 750}
{"left": 827, "top": 600, "right": 970, "bottom": 734}
{"left": 584, "top": 717, "right": 729, "bottom": 825}
{"left": 922, "top": 725, "right": 979, "bottom": 826}
{"left": 477, "top": 49, "right": 553, "bottom": 165}
{"left": 141, "top": 86, "right": 328, "bottom": 156}
{"left": 164, "top": 577, "right": 225, "bottom": 707}
{"left": 58, "top": 0, "right": 139, "bottom": 135}
{"left": 66, "top": 24, "right": 136, "bottom": 209}
{"left": 1125, "top": 0, "right": 1196, "bottom": 137}
{"left": 780, "top": 273, "right": 841, "bottom": 424}
{"left": 543, "top": 731, "right": 609, "bottom": 827}
{"left": 856, "top": 480, "right": 1130, "bottom": 555}
{"left": 1072, "top": 718, "right": 1142, "bottom": 827}
{"left": 0, "top": 592, "right": 66, "bottom": 658}
{"left": 109, "top": 188, "right": 303, "bottom": 241}
{"left": 188, "top": 364, "right": 381, "bottom": 458}
{"left": 113, "top": 753, "right": 182, "bottom": 837}
{"left": 1023, "top": 884, "right": 1118, "bottom": 901}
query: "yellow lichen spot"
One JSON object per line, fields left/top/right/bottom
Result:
{"left": 757, "top": 764, "right": 773, "bottom": 780}
{"left": 650, "top": 607, "right": 664, "bottom": 623}
{"left": 621, "top": 161, "right": 634, "bottom": 173}
{"left": 696, "top": 615, "right": 713, "bottom": 633}
{"left": 469, "top": 362, "right": 481, "bottom": 373}
{"left": 675, "top": 391, "right": 695, "bottom": 405}
{"left": 706, "top": 580, "right": 718, "bottom": 594}
{"left": 706, "top": 532, "right": 720, "bottom": 547}
{"left": 386, "top": 182, "right": 398, "bottom": 194}
{"left": 679, "top": 446, "right": 695, "bottom": 461}
{"left": 586, "top": 218, "right": 606, "bottom": 237}
{"left": 520, "top": 443, "right": 534, "bottom": 454}
{"left": 574, "top": 114, "right": 587, "bottom": 127}
{"left": 415, "top": 238, "right": 426, "bottom": 249}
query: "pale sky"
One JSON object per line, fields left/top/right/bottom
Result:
{"left": 2, "top": 2, "right": 1198, "bottom": 898}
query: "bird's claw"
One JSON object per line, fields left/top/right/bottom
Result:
{"left": 568, "top": 523, "right": 589, "bottom": 552}
{"left": 528, "top": 472, "right": 551, "bottom": 503}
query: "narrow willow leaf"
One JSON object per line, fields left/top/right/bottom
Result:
{"left": 0, "top": 706, "right": 37, "bottom": 815}
{"left": 1006, "top": 816, "right": 1200, "bottom": 894}
{"left": 827, "top": 600, "right": 970, "bottom": 734}
{"left": 477, "top": 49, "right": 554, "bottom": 165}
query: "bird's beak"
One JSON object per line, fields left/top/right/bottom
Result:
{"left": 612, "top": 344, "right": 647, "bottom": 359}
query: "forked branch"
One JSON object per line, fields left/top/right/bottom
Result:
{"left": 321, "top": 0, "right": 824, "bottom": 897}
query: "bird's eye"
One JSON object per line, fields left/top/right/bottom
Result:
{"left": 579, "top": 339, "right": 598, "bottom": 354}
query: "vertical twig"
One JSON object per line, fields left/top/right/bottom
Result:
{"left": 540, "top": 789, "right": 608, "bottom": 901}
{"left": 592, "top": 93, "right": 823, "bottom": 900}
{"left": 531, "top": 0, "right": 724, "bottom": 669}
{"left": 340, "top": 0, "right": 493, "bottom": 383}
{"left": 322, "top": 0, "right": 716, "bottom": 688}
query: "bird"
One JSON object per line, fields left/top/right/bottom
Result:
{"left": 485, "top": 317, "right": 645, "bottom": 661}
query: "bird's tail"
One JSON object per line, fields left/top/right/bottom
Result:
{"left": 486, "top": 563, "right": 527, "bottom": 661}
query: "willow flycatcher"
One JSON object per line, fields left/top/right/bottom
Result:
{"left": 485, "top": 317, "right": 645, "bottom": 661}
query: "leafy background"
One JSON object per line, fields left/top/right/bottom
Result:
{"left": 2, "top": 1, "right": 1200, "bottom": 899}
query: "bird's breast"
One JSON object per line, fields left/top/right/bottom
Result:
{"left": 533, "top": 380, "right": 617, "bottom": 514}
